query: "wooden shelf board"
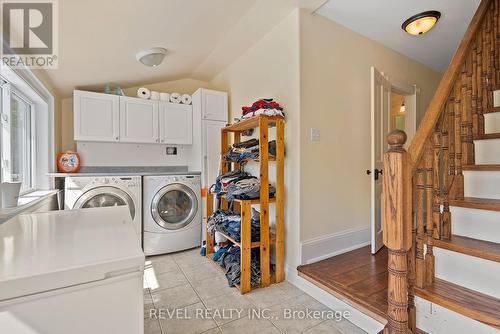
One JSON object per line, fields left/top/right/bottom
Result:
{"left": 222, "top": 115, "right": 284, "bottom": 132}
{"left": 214, "top": 229, "right": 276, "bottom": 249}
{"left": 434, "top": 234, "right": 500, "bottom": 263}
{"left": 415, "top": 278, "right": 500, "bottom": 329}
{"left": 463, "top": 164, "right": 500, "bottom": 171}
{"left": 450, "top": 197, "right": 500, "bottom": 211}
{"left": 216, "top": 194, "right": 276, "bottom": 205}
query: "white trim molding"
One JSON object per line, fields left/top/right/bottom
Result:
{"left": 300, "top": 227, "right": 370, "bottom": 264}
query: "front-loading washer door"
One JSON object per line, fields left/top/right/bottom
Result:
{"left": 73, "top": 186, "right": 135, "bottom": 219}
{"left": 151, "top": 183, "right": 198, "bottom": 230}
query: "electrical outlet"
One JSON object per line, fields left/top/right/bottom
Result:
{"left": 166, "top": 147, "right": 177, "bottom": 155}
{"left": 311, "top": 128, "right": 320, "bottom": 142}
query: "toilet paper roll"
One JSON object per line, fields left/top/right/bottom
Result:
{"left": 137, "top": 87, "right": 151, "bottom": 99}
{"left": 150, "top": 91, "right": 160, "bottom": 100}
{"left": 170, "top": 93, "right": 181, "bottom": 104}
{"left": 160, "top": 92, "right": 170, "bottom": 101}
{"left": 180, "top": 94, "right": 192, "bottom": 105}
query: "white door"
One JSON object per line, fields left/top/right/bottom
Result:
{"left": 74, "top": 90, "right": 120, "bottom": 142}
{"left": 160, "top": 102, "right": 193, "bottom": 145}
{"left": 202, "top": 120, "right": 225, "bottom": 190}
{"left": 119, "top": 97, "right": 159, "bottom": 143}
{"left": 370, "top": 67, "right": 391, "bottom": 254}
{"left": 201, "top": 89, "right": 228, "bottom": 122}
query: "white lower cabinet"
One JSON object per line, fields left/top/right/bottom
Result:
{"left": 160, "top": 102, "right": 192, "bottom": 145}
{"left": 119, "top": 97, "right": 159, "bottom": 143}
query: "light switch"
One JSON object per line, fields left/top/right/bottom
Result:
{"left": 311, "top": 128, "right": 320, "bottom": 142}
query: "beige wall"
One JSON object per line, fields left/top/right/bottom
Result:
{"left": 60, "top": 78, "right": 213, "bottom": 151}
{"left": 211, "top": 9, "right": 301, "bottom": 271}
{"left": 298, "top": 11, "right": 442, "bottom": 241}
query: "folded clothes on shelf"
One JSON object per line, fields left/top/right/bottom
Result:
{"left": 207, "top": 208, "right": 261, "bottom": 243}
{"left": 238, "top": 98, "right": 285, "bottom": 122}
{"left": 223, "top": 138, "right": 277, "bottom": 163}
{"left": 216, "top": 245, "right": 261, "bottom": 287}
{"left": 209, "top": 170, "right": 256, "bottom": 196}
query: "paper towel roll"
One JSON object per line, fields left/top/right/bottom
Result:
{"left": 150, "top": 91, "right": 160, "bottom": 100}
{"left": 137, "top": 87, "right": 151, "bottom": 99}
{"left": 170, "top": 93, "right": 181, "bottom": 103}
{"left": 160, "top": 92, "right": 170, "bottom": 101}
{"left": 181, "top": 94, "right": 192, "bottom": 105}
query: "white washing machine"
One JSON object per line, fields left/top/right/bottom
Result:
{"left": 143, "top": 174, "right": 201, "bottom": 255}
{"left": 64, "top": 176, "right": 142, "bottom": 239}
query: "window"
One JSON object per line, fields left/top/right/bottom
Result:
{"left": 1, "top": 79, "right": 35, "bottom": 194}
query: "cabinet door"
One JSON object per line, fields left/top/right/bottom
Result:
{"left": 203, "top": 120, "right": 225, "bottom": 188}
{"left": 201, "top": 89, "right": 228, "bottom": 122}
{"left": 160, "top": 103, "right": 193, "bottom": 145}
{"left": 119, "top": 97, "right": 159, "bottom": 143}
{"left": 74, "top": 90, "right": 120, "bottom": 141}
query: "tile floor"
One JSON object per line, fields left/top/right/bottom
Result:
{"left": 143, "top": 248, "right": 367, "bottom": 334}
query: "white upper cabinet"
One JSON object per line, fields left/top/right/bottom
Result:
{"left": 74, "top": 90, "right": 120, "bottom": 142}
{"left": 119, "top": 97, "right": 159, "bottom": 143}
{"left": 160, "top": 102, "right": 193, "bottom": 145}
{"left": 200, "top": 89, "right": 228, "bottom": 122}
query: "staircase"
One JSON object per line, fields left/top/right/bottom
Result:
{"left": 381, "top": 0, "right": 500, "bottom": 333}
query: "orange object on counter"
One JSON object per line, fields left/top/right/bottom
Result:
{"left": 57, "top": 151, "right": 81, "bottom": 173}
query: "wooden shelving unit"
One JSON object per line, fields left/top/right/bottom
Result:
{"left": 205, "top": 115, "right": 285, "bottom": 294}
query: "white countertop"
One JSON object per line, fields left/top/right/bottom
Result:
{"left": 0, "top": 206, "right": 144, "bottom": 300}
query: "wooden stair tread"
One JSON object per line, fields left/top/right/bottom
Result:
{"left": 415, "top": 278, "right": 500, "bottom": 328}
{"left": 450, "top": 197, "right": 500, "bottom": 211}
{"left": 463, "top": 164, "right": 500, "bottom": 171}
{"left": 484, "top": 106, "right": 500, "bottom": 114}
{"left": 474, "top": 133, "right": 500, "bottom": 140}
{"left": 434, "top": 235, "right": 500, "bottom": 262}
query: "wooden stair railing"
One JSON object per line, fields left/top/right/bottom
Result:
{"left": 382, "top": 0, "right": 498, "bottom": 333}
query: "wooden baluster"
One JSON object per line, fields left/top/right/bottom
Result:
{"left": 489, "top": 6, "right": 496, "bottom": 86}
{"left": 382, "top": 130, "right": 412, "bottom": 334}
{"left": 433, "top": 131, "right": 443, "bottom": 239}
{"left": 415, "top": 160, "right": 426, "bottom": 289}
{"left": 407, "top": 195, "right": 417, "bottom": 333}
{"left": 425, "top": 140, "right": 435, "bottom": 286}
{"left": 495, "top": 0, "right": 500, "bottom": 83}
{"left": 477, "top": 29, "right": 485, "bottom": 135}
{"left": 482, "top": 18, "right": 490, "bottom": 111}
{"left": 441, "top": 104, "right": 452, "bottom": 240}
{"left": 466, "top": 54, "right": 475, "bottom": 165}
{"left": 452, "top": 82, "right": 465, "bottom": 200}
{"left": 472, "top": 42, "right": 479, "bottom": 136}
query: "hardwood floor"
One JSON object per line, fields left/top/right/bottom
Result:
{"left": 297, "top": 245, "right": 389, "bottom": 324}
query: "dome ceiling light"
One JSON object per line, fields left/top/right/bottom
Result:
{"left": 136, "top": 47, "right": 167, "bottom": 67}
{"left": 402, "top": 11, "right": 441, "bottom": 36}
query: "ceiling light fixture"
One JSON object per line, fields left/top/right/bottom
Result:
{"left": 136, "top": 47, "right": 167, "bottom": 67}
{"left": 402, "top": 11, "right": 441, "bottom": 36}
{"left": 400, "top": 102, "right": 406, "bottom": 113}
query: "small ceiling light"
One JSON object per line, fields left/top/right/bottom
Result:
{"left": 400, "top": 102, "right": 406, "bottom": 113}
{"left": 402, "top": 11, "right": 441, "bottom": 36}
{"left": 136, "top": 47, "right": 167, "bottom": 67}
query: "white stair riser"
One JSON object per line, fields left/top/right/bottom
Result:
{"left": 451, "top": 206, "right": 500, "bottom": 244}
{"left": 416, "top": 297, "right": 499, "bottom": 334}
{"left": 484, "top": 112, "right": 500, "bottom": 134}
{"left": 474, "top": 139, "right": 500, "bottom": 164}
{"left": 434, "top": 248, "right": 500, "bottom": 299}
{"left": 464, "top": 171, "right": 500, "bottom": 199}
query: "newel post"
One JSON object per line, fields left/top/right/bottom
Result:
{"left": 383, "top": 130, "right": 413, "bottom": 334}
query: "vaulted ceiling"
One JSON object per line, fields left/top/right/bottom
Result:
{"left": 316, "top": 0, "right": 481, "bottom": 72}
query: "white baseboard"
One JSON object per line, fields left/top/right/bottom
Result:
{"left": 285, "top": 266, "right": 384, "bottom": 334}
{"left": 300, "top": 227, "right": 370, "bottom": 264}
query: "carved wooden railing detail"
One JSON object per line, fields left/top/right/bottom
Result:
{"left": 382, "top": 0, "right": 497, "bottom": 332}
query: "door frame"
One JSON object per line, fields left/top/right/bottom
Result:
{"left": 370, "top": 68, "right": 419, "bottom": 254}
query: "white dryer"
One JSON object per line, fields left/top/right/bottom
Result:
{"left": 64, "top": 176, "right": 142, "bottom": 239}
{"left": 143, "top": 174, "right": 201, "bottom": 255}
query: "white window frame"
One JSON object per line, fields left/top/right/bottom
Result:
{"left": 0, "top": 77, "right": 37, "bottom": 195}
